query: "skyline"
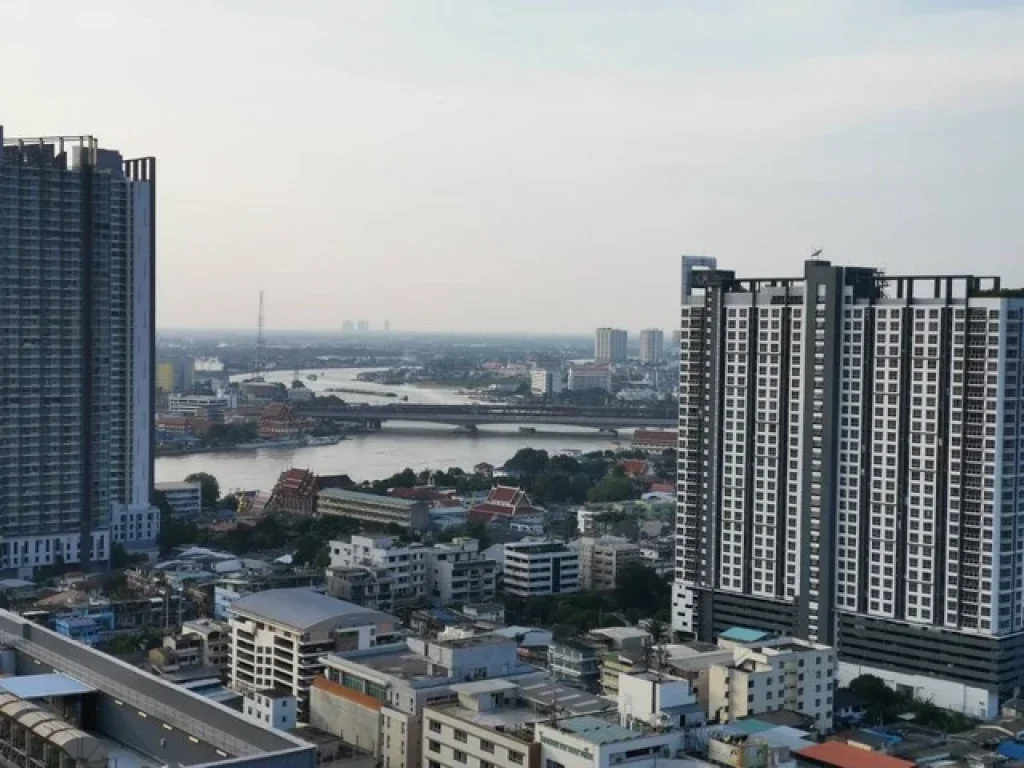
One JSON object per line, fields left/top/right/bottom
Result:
{"left": 3, "top": 1, "right": 1024, "bottom": 333}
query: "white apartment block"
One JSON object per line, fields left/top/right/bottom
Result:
{"left": 0, "top": 131, "right": 156, "bottom": 573}
{"left": 242, "top": 689, "right": 297, "bottom": 731}
{"left": 706, "top": 638, "right": 836, "bottom": 734}
{"left": 673, "top": 256, "right": 1024, "bottom": 716}
{"left": 228, "top": 587, "right": 398, "bottom": 721}
{"left": 424, "top": 680, "right": 541, "bottom": 768}
{"left": 639, "top": 329, "right": 665, "bottom": 365}
{"left": 329, "top": 535, "right": 497, "bottom": 610}
{"left": 502, "top": 540, "right": 579, "bottom": 598}
{"left": 155, "top": 481, "right": 202, "bottom": 517}
{"left": 575, "top": 536, "right": 642, "bottom": 591}
{"left": 530, "top": 368, "right": 563, "bottom": 396}
{"left": 166, "top": 393, "right": 229, "bottom": 420}
{"left": 595, "top": 328, "right": 628, "bottom": 364}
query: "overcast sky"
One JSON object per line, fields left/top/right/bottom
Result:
{"left": 2, "top": 0, "right": 1023, "bottom": 334}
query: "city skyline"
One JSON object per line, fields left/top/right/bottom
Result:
{"left": 3, "top": 1, "right": 1023, "bottom": 332}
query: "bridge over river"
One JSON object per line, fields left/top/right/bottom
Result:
{"left": 294, "top": 402, "right": 676, "bottom": 430}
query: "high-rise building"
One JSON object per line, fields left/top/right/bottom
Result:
{"left": 639, "top": 328, "right": 665, "bottom": 364}
{"left": 594, "top": 327, "right": 627, "bottom": 364}
{"left": 673, "top": 256, "right": 1024, "bottom": 716}
{"left": 0, "top": 130, "right": 157, "bottom": 572}
{"left": 342, "top": 319, "right": 354, "bottom": 333}
{"left": 357, "top": 320, "right": 369, "bottom": 333}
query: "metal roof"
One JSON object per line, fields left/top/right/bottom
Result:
{"left": 719, "top": 626, "right": 771, "bottom": 643}
{"left": 230, "top": 588, "right": 396, "bottom": 631}
{"left": 319, "top": 488, "right": 423, "bottom": 509}
{"left": 0, "top": 674, "right": 94, "bottom": 699}
{"left": 554, "top": 715, "right": 646, "bottom": 745}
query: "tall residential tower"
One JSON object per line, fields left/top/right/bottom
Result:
{"left": 0, "top": 130, "right": 157, "bottom": 573}
{"left": 673, "top": 256, "right": 1024, "bottom": 716}
{"left": 595, "top": 327, "right": 627, "bottom": 364}
{"left": 639, "top": 328, "right": 665, "bottom": 364}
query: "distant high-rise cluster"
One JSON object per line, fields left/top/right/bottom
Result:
{"left": 673, "top": 255, "right": 1024, "bottom": 704}
{"left": 594, "top": 327, "right": 627, "bottom": 364}
{"left": 0, "top": 129, "right": 158, "bottom": 570}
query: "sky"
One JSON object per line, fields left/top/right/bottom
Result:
{"left": 2, "top": 0, "right": 1023, "bottom": 334}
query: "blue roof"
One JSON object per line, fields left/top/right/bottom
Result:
{"left": 720, "top": 627, "right": 771, "bottom": 643}
{"left": 731, "top": 719, "right": 777, "bottom": 735}
{"left": 0, "top": 674, "right": 94, "bottom": 699}
{"left": 998, "top": 741, "right": 1024, "bottom": 760}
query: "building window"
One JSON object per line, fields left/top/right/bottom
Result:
{"left": 454, "top": 730, "right": 468, "bottom": 743}
{"left": 428, "top": 720, "right": 441, "bottom": 733}
{"left": 509, "top": 750, "right": 524, "bottom": 765}
{"left": 480, "top": 740, "right": 495, "bottom": 753}
{"left": 453, "top": 751, "right": 467, "bottom": 763}
{"left": 428, "top": 741, "right": 440, "bottom": 754}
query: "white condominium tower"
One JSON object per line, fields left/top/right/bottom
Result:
{"left": 673, "top": 256, "right": 1024, "bottom": 712}
{"left": 0, "top": 130, "right": 157, "bottom": 573}
{"left": 595, "top": 327, "right": 627, "bottom": 364}
{"left": 639, "top": 328, "right": 665, "bottom": 365}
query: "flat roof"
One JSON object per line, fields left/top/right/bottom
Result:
{"left": 798, "top": 742, "right": 915, "bottom": 768}
{"left": 516, "top": 675, "right": 615, "bottom": 717}
{"left": 591, "top": 627, "right": 650, "bottom": 641}
{"left": 230, "top": 588, "right": 396, "bottom": 631}
{"left": 0, "top": 674, "right": 94, "bottom": 699}
{"left": 319, "top": 488, "right": 422, "bottom": 509}
{"left": 720, "top": 627, "right": 771, "bottom": 643}
{"left": 155, "top": 481, "right": 200, "bottom": 492}
{"left": 451, "top": 679, "right": 520, "bottom": 695}
{"left": 553, "top": 715, "right": 648, "bottom": 745}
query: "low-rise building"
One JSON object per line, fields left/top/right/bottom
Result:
{"left": 319, "top": 488, "right": 429, "bottom": 531}
{"left": 424, "top": 680, "right": 543, "bottom": 768}
{"left": 502, "top": 540, "right": 579, "bottom": 598}
{"left": 468, "top": 486, "right": 543, "bottom": 524}
{"left": 311, "top": 635, "right": 535, "bottom": 768}
{"left": 268, "top": 467, "right": 319, "bottom": 516}
{"left": 154, "top": 480, "right": 203, "bottom": 517}
{"left": 707, "top": 637, "right": 837, "bottom": 734}
{"left": 535, "top": 715, "right": 683, "bottom": 768}
{"left": 228, "top": 587, "right": 399, "bottom": 721}
{"left": 181, "top": 618, "right": 230, "bottom": 671}
{"left": 167, "top": 393, "right": 229, "bottom": 422}
{"left": 242, "top": 688, "right": 298, "bottom": 731}
{"left": 567, "top": 364, "right": 612, "bottom": 393}
{"left": 574, "top": 535, "right": 642, "bottom": 591}
{"left": 631, "top": 429, "right": 676, "bottom": 455}
{"left": 548, "top": 639, "right": 602, "bottom": 690}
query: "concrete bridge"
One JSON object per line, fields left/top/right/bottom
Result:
{"left": 294, "top": 402, "right": 676, "bottom": 430}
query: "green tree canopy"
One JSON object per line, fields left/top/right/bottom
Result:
{"left": 185, "top": 472, "right": 220, "bottom": 508}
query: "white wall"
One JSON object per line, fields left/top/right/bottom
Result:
{"left": 838, "top": 661, "right": 998, "bottom": 719}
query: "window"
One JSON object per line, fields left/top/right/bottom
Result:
{"left": 428, "top": 720, "right": 441, "bottom": 734}
{"left": 509, "top": 750, "right": 525, "bottom": 765}
{"left": 428, "top": 741, "right": 440, "bottom": 754}
{"left": 480, "top": 740, "right": 495, "bottom": 754}
{"left": 453, "top": 751, "right": 467, "bottom": 763}
{"left": 454, "top": 730, "right": 468, "bottom": 743}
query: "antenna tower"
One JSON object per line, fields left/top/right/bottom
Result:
{"left": 256, "top": 290, "right": 265, "bottom": 374}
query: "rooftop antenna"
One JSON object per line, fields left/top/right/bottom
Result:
{"left": 810, "top": 247, "right": 823, "bottom": 259}
{"left": 256, "top": 290, "right": 265, "bottom": 375}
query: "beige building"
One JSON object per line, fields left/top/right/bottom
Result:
{"left": 423, "top": 680, "right": 541, "bottom": 768}
{"left": 318, "top": 488, "right": 429, "bottom": 530}
{"left": 706, "top": 638, "right": 836, "bottom": 734}
{"left": 228, "top": 587, "right": 398, "bottom": 721}
{"left": 575, "top": 536, "right": 642, "bottom": 591}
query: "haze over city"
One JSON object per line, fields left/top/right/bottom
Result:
{"left": 2, "top": 0, "right": 1022, "bottom": 332}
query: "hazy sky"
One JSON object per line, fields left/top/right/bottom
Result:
{"left": 3, "top": 1, "right": 1023, "bottom": 334}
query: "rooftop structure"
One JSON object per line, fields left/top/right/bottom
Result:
{"left": 318, "top": 488, "right": 429, "bottom": 530}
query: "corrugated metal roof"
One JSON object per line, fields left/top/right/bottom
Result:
{"left": 0, "top": 674, "right": 94, "bottom": 699}
{"left": 229, "top": 588, "right": 396, "bottom": 631}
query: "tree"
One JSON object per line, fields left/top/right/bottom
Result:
{"left": 111, "top": 543, "right": 147, "bottom": 569}
{"left": 615, "top": 563, "right": 671, "bottom": 622}
{"left": 185, "top": 472, "right": 220, "bottom": 509}
{"left": 155, "top": 490, "right": 199, "bottom": 556}
{"left": 505, "top": 448, "right": 550, "bottom": 476}
{"left": 587, "top": 475, "right": 635, "bottom": 503}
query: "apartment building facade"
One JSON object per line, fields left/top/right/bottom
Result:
{"left": 595, "top": 328, "right": 628, "bottom": 364}
{"left": 672, "top": 256, "right": 1024, "bottom": 715}
{"left": 154, "top": 481, "right": 202, "bottom": 517}
{"left": 318, "top": 488, "right": 429, "bottom": 530}
{"left": 502, "top": 540, "right": 580, "bottom": 598}
{"left": 575, "top": 535, "right": 642, "bottom": 591}
{"left": 227, "top": 587, "right": 398, "bottom": 720}
{"left": 639, "top": 329, "right": 665, "bottom": 365}
{"left": 0, "top": 130, "right": 157, "bottom": 572}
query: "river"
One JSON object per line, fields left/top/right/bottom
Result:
{"left": 154, "top": 368, "right": 624, "bottom": 493}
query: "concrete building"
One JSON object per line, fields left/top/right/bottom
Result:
{"left": 595, "top": 328, "right": 628, "bottom": 364}
{"left": 318, "top": 488, "right": 429, "bottom": 531}
{"left": 228, "top": 587, "right": 399, "bottom": 720}
{"left": 631, "top": 429, "right": 677, "bottom": 455}
{"left": 530, "top": 367, "right": 563, "bottom": 397}
{"left": 639, "top": 329, "right": 665, "bottom": 365}
{"left": 328, "top": 535, "right": 497, "bottom": 611}
{"left": 242, "top": 689, "right": 298, "bottom": 731}
{"left": 181, "top": 618, "right": 230, "bottom": 671}
{"left": 0, "top": 609, "right": 316, "bottom": 767}
{"left": 673, "top": 256, "right": 1024, "bottom": 717}
{"left": 423, "top": 680, "right": 543, "bottom": 768}
{"left": 167, "top": 393, "right": 229, "bottom": 421}
{"left": 535, "top": 715, "right": 685, "bottom": 768}
{"left": 575, "top": 536, "right": 642, "bottom": 591}
{"left": 568, "top": 364, "right": 613, "bottom": 393}
{"left": 154, "top": 481, "right": 203, "bottom": 518}
{"left": 0, "top": 130, "right": 157, "bottom": 572}
{"left": 706, "top": 637, "right": 836, "bottom": 734}
{"left": 311, "top": 635, "right": 534, "bottom": 768}
{"left": 548, "top": 640, "right": 602, "bottom": 690}
{"left": 502, "top": 540, "right": 579, "bottom": 598}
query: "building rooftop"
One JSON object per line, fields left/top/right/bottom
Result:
{"left": 515, "top": 675, "right": 616, "bottom": 717}
{"left": 550, "top": 715, "right": 648, "bottom": 745}
{"left": 719, "top": 627, "right": 772, "bottom": 643}
{"left": 229, "top": 588, "right": 396, "bottom": 632}
{"left": 155, "top": 481, "right": 200, "bottom": 492}
{"left": 590, "top": 626, "right": 650, "bottom": 643}
{"left": 451, "top": 679, "right": 521, "bottom": 695}
{"left": 319, "top": 488, "right": 422, "bottom": 509}
{"left": 797, "top": 742, "right": 915, "bottom": 768}
{"left": 0, "top": 673, "right": 94, "bottom": 699}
